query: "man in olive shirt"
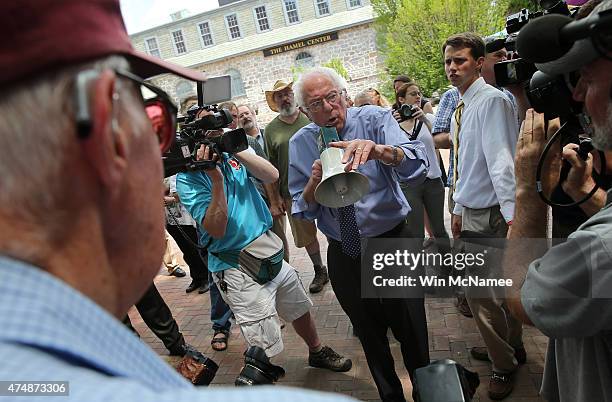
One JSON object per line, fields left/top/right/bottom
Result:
{"left": 264, "top": 80, "right": 328, "bottom": 293}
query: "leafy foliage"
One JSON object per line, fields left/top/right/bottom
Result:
{"left": 322, "top": 58, "right": 350, "bottom": 80}
{"left": 373, "top": 0, "right": 515, "bottom": 97}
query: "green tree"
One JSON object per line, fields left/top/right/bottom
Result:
{"left": 373, "top": 0, "right": 512, "bottom": 96}
{"left": 322, "top": 58, "right": 350, "bottom": 80}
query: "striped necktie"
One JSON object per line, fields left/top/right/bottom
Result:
{"left": 452, "top": 100, "right": 465, "bottom": 190}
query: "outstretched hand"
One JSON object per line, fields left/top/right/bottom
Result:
{"left": 329, "top": 139, "right": 378, "bottom": 171}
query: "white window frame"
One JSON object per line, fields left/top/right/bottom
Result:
{"left": 170, "top": 29, "right": 188, "bottom": 55}
{"left": 144, "top": 36, "right": 161, "bottom": 58}
{"left": 282, "top": 0, "right": 301, "bottom": 25}
{"left": 196, "top": 20, "right": 215, "bottom": 48}
{"left": 314, "top": 0, "right": 331, "bottom": 17}
{"left": 346, "top": 0, "right": 363, "bottom": 9}
{"left": 224, "top": 13, "right": 242, "bottom": 40}
{"left": 252, "top": 4, "right": 271, "bottom": 33}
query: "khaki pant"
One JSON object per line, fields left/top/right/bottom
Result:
{"left": 284, "top": 197, "right": 318, "bottom": 248}
{"left": 163, "top": 229, "right": 186, "bottom": 272}
{"left": 462, "top": 206, "right": 523, "bottom": 374}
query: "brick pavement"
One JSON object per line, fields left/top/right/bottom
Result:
{"left": 129, "top": 205, "right": 546, "bottom": 401}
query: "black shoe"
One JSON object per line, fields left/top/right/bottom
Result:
{"left": 198, "top": 281, "right": 210, "bottom": 294}
{"left": 309, "top": 346, "right": 352, "bottom": 372}
{"left": 170, "top": 267, "right": 187, "bottom": 277}
{"left": 186, "top": 279, "right": 202, "bottom": 293}
{"left": 168, "top": 342, "right": 189, "bottom": 357}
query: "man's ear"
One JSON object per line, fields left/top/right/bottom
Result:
{"left": 80, "top": 70, "right": 128, "bottom": 197}
{"left": 476, "top": 56, "right": 485, "bottom": 72}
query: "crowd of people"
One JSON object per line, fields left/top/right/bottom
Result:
{"left": 0, "top": 0, "right": 610, "bottom": 401}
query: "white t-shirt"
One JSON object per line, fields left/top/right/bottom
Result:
{"left": 400, "top": 113, "right": 441, "bottom": 180}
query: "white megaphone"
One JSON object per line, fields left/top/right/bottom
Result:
{"left": 314, "top": 127, "right": 369, "bottom": 208}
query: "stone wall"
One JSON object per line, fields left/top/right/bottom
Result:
{"left": 150, "top": 23, "right": 384, "bottom": 125}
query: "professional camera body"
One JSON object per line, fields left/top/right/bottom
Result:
{"left": 398, "top": 103, "right": 417, "bottom": 121}
{"left": 235, "top": 346, "right": 286, "bottom": 386}
{"left": 494, "top": 0, "right": 581, "bottom": 87}
{"left": 163, "top": 103, "right": 248, "bottom": 177}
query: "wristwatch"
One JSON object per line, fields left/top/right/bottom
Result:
{"left": 381, "top": 145, "right": 400, "bottom": 167}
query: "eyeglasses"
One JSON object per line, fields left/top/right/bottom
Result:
{"left": 75, "top": 69, "right": 178, "bottom": 154}
{"left": 305, "top": 89, "right": 345, "bottom": 112}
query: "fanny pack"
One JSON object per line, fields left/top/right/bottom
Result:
{"left": 213, "top": 231, "right": 285, "bottom": 285}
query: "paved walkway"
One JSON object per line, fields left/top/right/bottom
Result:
{"left": 129, "top": 228, "right": 546, "bottom": 402}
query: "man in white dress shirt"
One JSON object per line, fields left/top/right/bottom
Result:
{"left": 444, "top": 32, "right": 524, "bottom": 400}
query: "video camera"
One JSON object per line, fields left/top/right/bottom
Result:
{"left": 494, "top": 0, "right": 580, "bottom": 87}
{"left": 163, "top": 76, "right": 248, "bottom": 177}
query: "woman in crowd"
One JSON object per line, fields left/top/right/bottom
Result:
{"left": 395, "top": 82, "right": 449, "bottom": 244}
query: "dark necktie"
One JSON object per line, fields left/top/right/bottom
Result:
{"left": 338, "top": 205, "right": 361, "bottom": 259}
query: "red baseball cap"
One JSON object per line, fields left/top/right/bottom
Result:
{"left": 0, "top": 0, "right": 206, "bottom": 87}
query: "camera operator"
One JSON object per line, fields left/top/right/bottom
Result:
{"left": 504, "top": 0, "right": 612, "bottom": 400}
{"left": 176, "top": 111, "right": 352, "bottom": 383}
{"left": 395, "top": 82, "right": 450, "bottom": 245}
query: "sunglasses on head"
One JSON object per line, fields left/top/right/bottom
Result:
{"left": 74, "top": 69, "right": 178, "bottom": 154}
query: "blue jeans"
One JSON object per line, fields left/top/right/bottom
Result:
{"left": 197, "top": 226, "right": 232, "bottom": 332}
{"left": 209, "top": 271, "right": 232, "bottom": 332}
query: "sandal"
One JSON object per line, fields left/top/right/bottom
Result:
{"left": 211, "top": 329, "right": 229, "bottom": 351}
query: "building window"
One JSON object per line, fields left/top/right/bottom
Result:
{"left": 226, "top": 69, "right": 246, "bottom": 97}
{"left": 144, "top": 37, "right": 161, "bottom": 58}
{"left": 346, "top": 0, "right": 362, "bottom": 8}
{"left": 315, "top": 0, "right": 331, "bottom": 16}
{"left": 197, "top": 21, "right": 214, "bottom": 47}
{"left": 171, "top": 29, "right": 187, "bottom": 55}
{"left": 225, "top": 13, "right": 242, "bottom": 40}
{"left": 283, "top": 0, "right": 300, "bottom": 24}
{"left": 253, "top": 5, "right": 271, "bottom": 32}
{"left": 295, "top": 52, "right": 315, "bottom": 68}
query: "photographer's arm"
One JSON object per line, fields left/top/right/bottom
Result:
{"left": 202, "top": 172, "right": 228, "bottom": 239}
{"left": 234, "top": 150, "right": 279, "bottom": 184}
{"left": 504, "top": 110, "right": 561, "bottom": 325}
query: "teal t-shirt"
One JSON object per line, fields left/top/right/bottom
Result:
{"left": 176, "top": 154, "right": 272, "bottom": 272}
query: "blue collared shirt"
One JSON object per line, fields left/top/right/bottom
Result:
{"left": 432, "top": 87, "right": 460, "bottom": 187}
{"left": 288, "top": 106, "right": 428, "bottom": 241}
{"left": 0, "top": 256, "right": 356, "bottom": 402}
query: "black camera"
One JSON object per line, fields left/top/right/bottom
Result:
{"left": 398, "top": 104, "right": 417, "bottom": 121}
{"left": 494, "top": 58, "right": 538, "bottom": 86}
{"left": 235, "top": 346, "right": 286, "bottom": 386}
{"left": 163, "top": 104, "right": 248, "bottom": 177}
{"left": 505, "top": 0, "right": 573, "bottom": 34}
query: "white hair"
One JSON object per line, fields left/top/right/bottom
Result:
{"left": 0, "top": 55, "right": 132, "bottom": 228}
{"left": 293, "top": 67, "right": 348, "bottom": 108}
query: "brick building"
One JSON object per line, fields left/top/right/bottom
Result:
{"left": 129, "top": 0, "right": 382, "bottom": 123}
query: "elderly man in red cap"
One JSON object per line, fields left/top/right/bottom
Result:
{"left": 0, "top": 2, "right": 354, "bottom": 401}
{"left": 263, "top": 80, "right": 329, "bottom": 293}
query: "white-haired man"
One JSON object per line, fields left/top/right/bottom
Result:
{"left": 504, "top": 0, "right": 612, "bottom": 401}
{"left": 0, "top": 1, "right": 355, "bottom": 401}
{"left": 288, "top": 67, "right": 430, "bottom": 401}
{"left": 264, "top": 80, "right": 329, "bottom": 293}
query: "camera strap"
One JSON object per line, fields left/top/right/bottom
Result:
{"left": 409, "top": 121, "right": 423, "bottom": 141}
